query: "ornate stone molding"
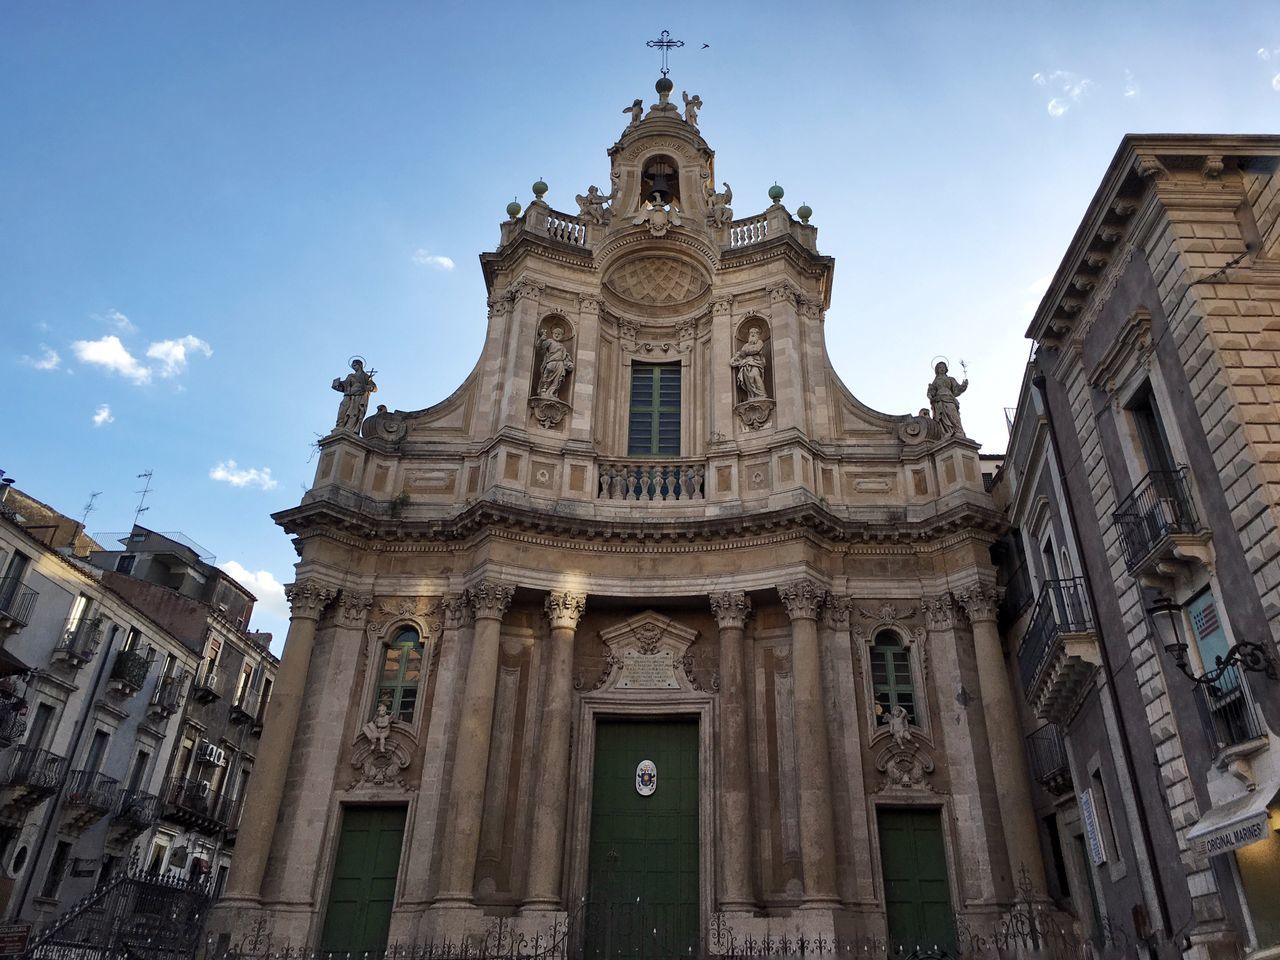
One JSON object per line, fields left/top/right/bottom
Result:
{"left": 856, "top": 602, "right": 917, "bottom": 625}
{"left": 779, "top": 579, "right": 825, "bottom": 621}
{"left": 709, "top": 591, "right": 752, "bottom": 630}
{"left": 875, "top": 741, "right": 936, "bottom": 793}
{"left": 529, "top": 397, "right": 571, "bottom": 429}
{"left": 820, "top": 594, "right": 853, "bottom": 630}
{"left": 577, "top": 293, "right": 602, "bottom": 314}
{"left": 957, "top": 583, "right": 1003, "bottom": 624}
{"left": 511, "top": 278, "right": 545, "bottom": 302}
{"left": 545, "top": 591, "right": 587, "bottom": 631}
{"left": 366, "top": 596, "right": 443, "bottom": 643}
{"left": 923, "top": 594, "right": 959, "bottom": 632}
{"left": 711, "top": 295, "right": 733, "bottom": 317}
{"left": 766, "top": 280, "right": 799, "bottom": 306}
{"left": 1135, "top": 154, "right": 1167, "bottom": 180}
{"left": 734, "top": 397, "right": 775, "bottom": 431}
{"left": 335, "top": 593, "right": 373, "bottom": 630}
{"left": 285, "top": 580, "right": 337, "bottom": 622}
{"left": 441, "top": 593, "right": 472, "bottom": 630}
{"left": 466, "top": 580, "right": 515, "bottom": 621}
{"left": 1202, "top": 155, "right": 1224, "bottom": 179}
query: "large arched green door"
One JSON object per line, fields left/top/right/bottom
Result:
{"left": 320, "top": 805, "right": 407, "bottom": 953}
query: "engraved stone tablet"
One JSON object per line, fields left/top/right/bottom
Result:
{"left": 617, "top": 650, "right": 679, "bottom": 689}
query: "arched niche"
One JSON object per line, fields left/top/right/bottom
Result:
{"left": 528, "top": 314, "right": 576, "bottom": 430}
{"left": 731, "top": 317, "right": 775, "bottom": 431}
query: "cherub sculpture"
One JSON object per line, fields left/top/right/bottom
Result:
{"left": 888, "top": 704, "right": 914, "bottom": 749}
{"left": 682, "top": 91, "right": 703, "bottom": 127}
{"left": 706, "top": 181, "right": 733, "bottom": 227}
{"left": 575, "top": 185, "right": 614, "bottom": 226}
{"left": 362, "top": 703, "right": 392, "bottom": 754}
{"left": 622, "top": 98, "right": 644, "bottom": 128}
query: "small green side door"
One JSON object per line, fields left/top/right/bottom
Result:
{"left": 586, "top": 719, "right": 699, "bottom": 958}
{"left": 320, "top": 805, "right": 407, "bottom": 953}
{"left": 877, "top": 807, "right": 957, "bottom": 954}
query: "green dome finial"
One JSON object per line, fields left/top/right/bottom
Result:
{"left": 506, "top": 197, "right": 522, "bottom": 219}
{"left": 532, "top": 178, "right": 548, "bottom": 200}
{"left": 768, "top": 183, "right": 784, "bottom": 203}
{"left": 797, "top": 202, "right": 812, "bottom": 223}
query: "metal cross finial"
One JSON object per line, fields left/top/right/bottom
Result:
{"left": 647, "top": 30, "right": 684, "bottom": 77}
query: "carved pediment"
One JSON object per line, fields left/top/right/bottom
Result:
{"left": 581, "top": 611, "right": 710, "bottom": 693}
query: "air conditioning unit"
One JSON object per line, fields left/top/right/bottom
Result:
{"left": 194, "top": 741, "right": 227, "bottom": 768}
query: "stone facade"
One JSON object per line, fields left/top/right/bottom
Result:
{"left": 209, "top": 77, "right": 1041, "bottom": 952}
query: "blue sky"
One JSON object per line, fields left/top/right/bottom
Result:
{"left": 5, "top": 2, "right": 1279, "bottom": 648}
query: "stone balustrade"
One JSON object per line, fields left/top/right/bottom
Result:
{"left": 728, "top": 215, "right": 768, "bottom": 248}
{"left": 597, "top": 460, "right": 707, "bottom": 502}
{"left": 545, "top": 212, "right": 588, "bottom": 246}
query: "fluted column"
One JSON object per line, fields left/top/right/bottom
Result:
{"left": 434, "top": 579, "right": 515, "bottom": 905}
{"left": 522, "top": 590, "right": 587, "bottom": 911}
{"left": 957, "top": 583, "right": 1047, "bottom": 890}
{"left": 778, "top": 580, "right": 839, "bottom": 907}
{"left": 223, "top": 579, "right": 336, "bottom": 903}
{"left": 710, "top": 591, "right": 756, "bottom": 911}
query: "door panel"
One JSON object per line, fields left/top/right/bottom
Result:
{"left": 320, "top": 805, "right": 407, "bottom": 953}
{"left": 878, "top": 807, "right": 956, "bottom": 953}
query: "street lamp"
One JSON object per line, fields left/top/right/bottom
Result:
{"left": 1146, "top": 594, "right": 1277, "bottom": 685}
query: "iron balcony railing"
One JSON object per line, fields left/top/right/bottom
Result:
{"left": 1017, "top": 577, "right": 1094, "bottom": 696}
{"left": 0, "top": 577, "right": 38, "bottom": 626}
{"left": 149, "top": 670, "right": 187, "bottom": 717}
{"left": 0, "top": 745, "right": 69, "bottom": 793}
{"left": 1026, "top": 724, "right": 1070, "bottom": 785}
{"left": 1198, "top": 663, "right": 1265, "bottom": 751}
{"left": 229, "top": 688, "right": 259, "bottom": 725}
{"left": 114, "top": 788, "right": 162, "bottom": 830}
{"left": 54, "top": 614, "right": 105, "bottom": 665}
{"left": 163, "top": 776, "right": 230, "bottom": 831}
{"left": 65, "top": 769, "right": 120, "bottom": 814}
{"left": 0, "top": 697, "right": 26, "bottom": 747}
{"left": 1114, "top": 468, "right": 1200, "bottom": 570}
{"left": 109, "top": 648, "right": 150, "bottom": 692}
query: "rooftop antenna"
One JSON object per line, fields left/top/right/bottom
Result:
{"left": 81, "top": 491, "right": 102, "bottom": 527}
{"left": 132, "top": 470, "right": 153, "bottom": 528}
{"left": 646, "top": 29, "right": 684, "bottom": 77}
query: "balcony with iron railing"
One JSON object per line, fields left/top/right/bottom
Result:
{"left": 228, "top": 689, "right": 258, "bottom": 726}
{"left": 0, "top": 577, "right": 38, "bottom": 632}
{"left": 113, "top": 788, "right": 162, "bottom": 833}
{"left": 1017, "top": 578, "right": 1102, "bottom": 725}
{"left": 64, "top": 769, "right": 120, "bottom": 829}
{"left": 108, "top": 648, "right": 150, "bottom": 697}
{"left": 162, "top": 776, "right": 230, "bottom": 834}
{"left": 1114, "top": 468, "right": 1210, "bottom": 574}
{"left": 148, "top": 671, "right": 186, "bottom": 719}
{"left": 1026, "top": 724, "right": 1073, "bottom": 795}
{"left": 0, "top": 697, "right": 27, "bottom": 748}
{"left": 0, "top": 746, "right": 68, "bottom": 816}
{"left": 53, "top": 615, "right": 105, "bottom": 668}
{"left": 190, "top": 663, "right": 220, "bottom": 703}
{"left": 1197, "top": 663, "right": 1266, "bottom": 754}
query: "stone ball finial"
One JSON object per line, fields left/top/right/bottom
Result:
{"left": 506, "top": 198, "right": 522, "bottom": 219}
{"left": 797, "top": 203, "right": 812, "bottom": 223}
{"left": 656, "top": 76, "right": 674, "bottom": 96}
{"left": 768, "top": 183, "right": 785, "bottom": 203}
{"left": 532, "top": 179, "right": 548, "bottom": 200}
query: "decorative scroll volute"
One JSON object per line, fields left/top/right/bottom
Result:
{"left": 285, "top": 580, "right": 337, "bottom": 622}
{"left": 709, "top": 591, "right": 751, "bottom": 630}
{"left": 545, "top": 591, "right": 587, "bottom": 631}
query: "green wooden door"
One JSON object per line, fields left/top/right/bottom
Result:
{"left": 877, "top": 807, "right": 956, "bottom": 953}
{"left": 586, "top": 719, "right": 699, "bottom": 958}
{"left": 320, "top": 805, "right": 407, "bottom": 953}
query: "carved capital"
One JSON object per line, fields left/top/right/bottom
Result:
{"left": 545, "top": 591, "right": 587, "bottom": 631}
{"left": 285, "top": 580, "right": 337, "bottom": 622}
{"left": 923, "top": 594, "right": 959, "bottom": 631}
{"left": 711, "top": 296, "right": 733, "bottom": 317}
{"left": 441, "top": 593, "right": 472, "bottom": 630}
{"left": 797, "top": 297, "right": 822, "bottom": 321}
{"left": 466, "top": 580, "right": 515, "bottom": 621}
{"left": 709, "top": 591, "right": 752, "bottom": 630}
{"left": 821, "top": 594, "right": 853, "bottom": 629}
{"left": 488, "top": 297, "right": 511, "bottom": 319}
{"left": 767, "top": 281, "right": 797, "bottom": 306}
{"left": 336, "top": 593, "right": 373, "bottom": 629}
{"left": 956, "top": 583, "right": 1003, "bottom": 624}
{"left": 511, "top": 278, "right": 545, "bottom": 303}
{"left": 577, "top": 294, "right": 602, "bottom": 314}
{"left": 779, "top": 579, "right": 825, "bottom": 621}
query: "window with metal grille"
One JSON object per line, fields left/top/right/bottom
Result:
{"left": 870, "top": 630, "right": 917, "bottom": 726}
{"left": 628, "top": 362, "right": 681, "bottom": 456}
{"left": 375, "top": 627, "right": 423, "bottom": 723}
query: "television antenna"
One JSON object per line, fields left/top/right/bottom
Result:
{"left": 133, "top": 470, "right": 154, "bottom": 528}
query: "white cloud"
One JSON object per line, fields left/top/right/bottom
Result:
{"left": 96, "top": 309, "right": 137, "bottom": 333}
{"left": 1273, "top": 73, "right": 1280, "bottom": 92}
{"left": 72, "top": 335, "right": 151, "bottom": 384}
{"left": 412, "top": 250, "right": 455, "bottom": 271}
{"left": 20, "top": 346, "right": 61, "bottom": 371}
{"left": 1123, "top": 69, "right": 1140, "bottom": 98}
{"left": 146, "top": 335, "right": 212, "bottom": 378}
{"left": 209, "top": 460, "right": 278, "bottom": 491}
{"left": 1259, "top": 47, "right": 1280, "bottom": 61}
{"left": 219, "top": 560, "right": 290, "bottom": 624}
{"left": 1033, "top": 70, "right": 1095, "bottom": 117}
{"left": 92, "top": 404, "right": 114, "bottom": 427}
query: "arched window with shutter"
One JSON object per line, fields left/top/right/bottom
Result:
{"left": 375, "top": 626, "right": 423, "bottom": 723}
{"left": 870, "top": 630, "right": 917, "bottom": 727}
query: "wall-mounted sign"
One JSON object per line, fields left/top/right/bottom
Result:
{"left": 635, "top": 760, "right": 657, "bottom": 796}
{"left": 1079, "top": 789, "right": 1108, "bottom": 866}
{"left": 1195, "top": 811, "right": 1270, "bottom": 857}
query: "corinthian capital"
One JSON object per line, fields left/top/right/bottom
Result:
{"left": 779, "top": 579, "right": 825, "bottom": 621}
{"left": 923, "top": 594, "right": 959, "bottom": 631}
{"left": 820, "top": 594, "right": 853, "bottom": 630}
{"left": 709, "top": 591, "right": 752, "bottom": 630}
{"left": 335, "top": 592, "right": 373, "bottom": 629}
{"left": 285, "top": 580, "right": 337, "bottom": 621}
{"left": 466, "top": 580, "right": 515, "bottom": 621}
{"left": 956, "top": 583, "right": 1003, "bottom": 624}
{"left": 545, "top": 591, "right": 587, "bottom": 631}
{"left": 442, "top": 593, "right": 472, "bottom": 630}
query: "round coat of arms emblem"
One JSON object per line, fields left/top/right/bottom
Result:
{"left": 635, "top": 759, "right": 657, "bottom": 796}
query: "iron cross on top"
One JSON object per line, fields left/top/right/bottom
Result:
{"left": 647, "top": 30, "right": 684, "bottom": 77}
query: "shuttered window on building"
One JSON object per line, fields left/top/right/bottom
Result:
{"left": 871, "top": 631, "right": 917, "bottom": 726}
{"left": 628, "top": 363, "right": 681, "bottom": 457}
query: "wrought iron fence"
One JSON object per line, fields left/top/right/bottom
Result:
{"left": 1017, "top": 578, "right": 1093, "bottom": 695}
{"left": 0, "top": 576, "right": 38, "bottom": 625}
{"left": 111, "top": 648, "right": 152, "bottom": 691}
{"left": 1197, "top": 662, "right": 1265, "bottom": 750}
{"left": 65, "top": 768, "right": 120, "bottom": 814}
{"left": 0, "top": 745, "right": 69, "bottom": 793}
{"left": 1113, "top": 468, "right": 1200, "bottom": 569}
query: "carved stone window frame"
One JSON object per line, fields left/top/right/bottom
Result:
{"left": 361, "top": 605, "right": 443, "bottom": 739}
{"left": 856, "top": 623, "right": 932, "bottom": 746}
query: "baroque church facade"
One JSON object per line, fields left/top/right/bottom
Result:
{"left": 209, "top": 74, "right": 1042, "bottom": 953}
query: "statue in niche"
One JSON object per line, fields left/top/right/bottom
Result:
{"left": 927, "top": 361, "right": 969, "bottom": 437}
{"left": 622, "top": 98, "right": 644, "bottom": 128}
{"left": 362, "top": 703, "right": 391, "bottom": 754}
{"left": 888, "top": 705, "right": 914, "bottom": 749}
{"left": 729, "top": 326, "right": 769, "bottom": 400}
{"left": 706, "top": 181, "right": 733, "bottom": 227}
{"left": 535, "top": 324, "right": 575, "bottom": 399}
{"left": 682, "top": 91, "right": 703, "bottom": 127}
{"left": 331, "top": 358, "right": 377, "bottom": 433}
{"left": 575, "top": 185, "right": 614, "bottom": 225}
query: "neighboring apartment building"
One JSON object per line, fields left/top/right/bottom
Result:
{"left": 0, "top": 487, "right": 202, "bottom": 927}
{"left": 994, "top": 136, "right": 1280, "bottom": 960}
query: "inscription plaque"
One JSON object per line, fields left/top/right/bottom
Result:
{"left": 617, "top": 650, "right": 679, "bottom": 689}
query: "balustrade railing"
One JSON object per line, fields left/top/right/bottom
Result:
{"left": 110, "top": 647, "right": 151, "bottom": 692}
{"left": 545, "top": 212, "right": 587, "bottom": 246}
{"left": 0, "top": 576, "right": 37, "bottom": 626}
{"left": 728, "top": 215, "right": 768, "bottom": 248}
{"left": 1026, "top": 724, "right": 1069, "bottom": 785}
{"left": 65, "top": 768, "right": 120, "bottom": 813}
{"left": 597, "top": 461, "right": 707, "bottom": 502}
{"left": 1114, "top": 467, "right": 1200, "bottom": 569}
{"left": 0, "top": 745, "right": 68, "bottom": 792}
{"left": 54, "top": 614, "right": 105, "bottom": 665}
{"left": 1198, "top": 663, "right": 1265, "bottom": 750}
{"left": 1017, "top": 577, "right": 1093, "bottom": 695}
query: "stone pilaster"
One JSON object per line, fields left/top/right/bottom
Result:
{"left": 710, "top": 591, "right": 756, "bottom": 911}
{"left": 434, "top": 580, "right": 515, "bottom": 906}
{"left": 777, "top": 579, "right": 839, "bottom": 906}
{"left": 222, "top": 579, "right": 336, "bottom": 905}
{"left": 522, "top": 591, "right": 587, "bottom": 911}
{"left": 568, "top": 296, "right": 600, "bottom": 441}
{"left": 766, "top": 282, "right": 804, "bottom": 433}
{"left": 499, "top": 279, "right": 544, "bottom": 426}
{"left": 957, "top": 582, "right": 1047, "bottom": 894}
